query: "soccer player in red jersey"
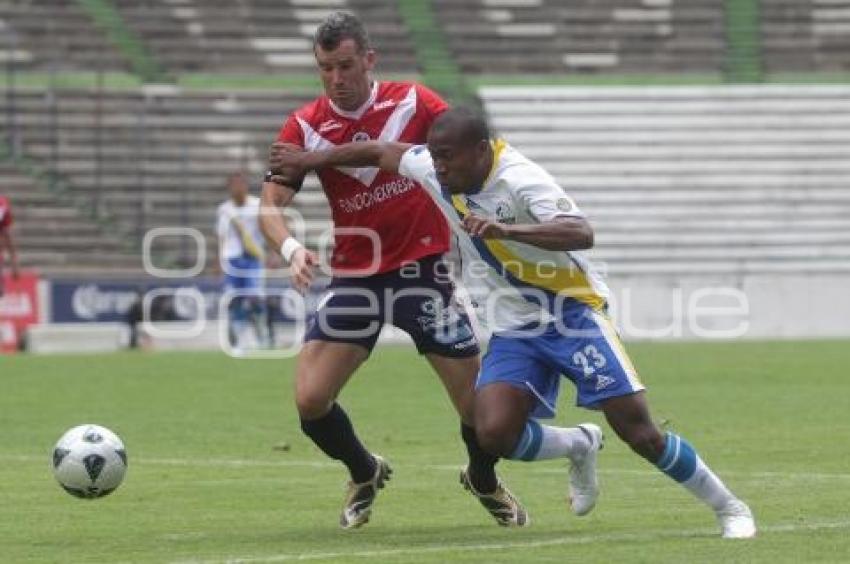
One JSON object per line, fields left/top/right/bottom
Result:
{"left": 259, "top": 12, "right": 526, "bottom": 528}
{"left": 0, "top": 195, "right": 19, "bottom": 297}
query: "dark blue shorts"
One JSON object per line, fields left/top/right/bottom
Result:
{"left": 305, "top": 254, "right": 480, "bottom": 358}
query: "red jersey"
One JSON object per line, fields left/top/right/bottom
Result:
{"left": 277, "top": 81, "right": 450, "bottom": 275}
{"left": 0, "top": 197, "right": 12, "bottom": 231}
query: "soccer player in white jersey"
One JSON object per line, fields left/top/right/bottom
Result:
{"left": 216, "top": 172, "right": 271, "bottom": 350}
{"left": 268, "top": 107, "right": 757, "bottom": 538}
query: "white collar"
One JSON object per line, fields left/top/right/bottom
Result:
{"left": 328, "top": 81, "right": 379, "bottom": 120}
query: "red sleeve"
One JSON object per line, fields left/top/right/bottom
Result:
{"left": 276, "top": 113, "right": 305, "bottom": 147}
{"left": 416, "top": 84, "right": 449, "bottom": 121}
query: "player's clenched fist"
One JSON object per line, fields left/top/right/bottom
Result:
{"left": 462, "top": 213, "right": 509, "bottom": 240}
{"left": 268, "top": 142, "right": 306, "bottom": 187}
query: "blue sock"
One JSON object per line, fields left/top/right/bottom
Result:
{"left": 655, "top": 432, "right": 737, "bottom": 511}
{"left": 656, "top": 432, "right": 698, "bottom": 482}
{"left": 508, "top": 420, "right": 544, "bottom": 461}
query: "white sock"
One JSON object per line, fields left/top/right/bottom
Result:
{"left": 682, "top": 457, "right": 737, "bottom": 511}
{"left": 657, "top": 432, "right": 738, "bottom": 511}
{"left": 534, "top": 425, "right": 592, "bottom": 461}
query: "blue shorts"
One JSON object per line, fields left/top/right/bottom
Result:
{"left": 305, "top": 254, "right": 480, "bottom": 358}
{"left": 478, "top": 305, "right": 644, "bottom": 418}
{"left": 224, "top": 256, "right": 264, "bottom": 294}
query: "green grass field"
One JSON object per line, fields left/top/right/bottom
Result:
{"left": 2, "top": 341, "right": 849, "bottom": 563}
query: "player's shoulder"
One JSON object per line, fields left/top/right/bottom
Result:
{"left": 379, "top": 80, "right": 417, "bottom": 95}
{"left": 399, "top": 144, "right": 436, "bottom": 182}
{"left": 381, "top": 81, "right": 444, "bottom": 103}
{"left": 495, "top": 144, "right": 541, "bottom": 179}
{"left": 0, "top": 195, "right": 9, "bottom": 208}
{"left": 496, "top": 144, "right": 560, "bottom": 190}
{"left": 289, "top": 95, "right": 330, "bottom": 126}
{"left": 402, "top": 144, "right": 433, "bottom": 166}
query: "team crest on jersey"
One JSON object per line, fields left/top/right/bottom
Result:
{"left": 352, "top": 131, "right": 371, "bottom": 142}
{"left": 495, "top": 200, "right": 516, "bottom": 224}
{"left": 557, "top": 198, "right": 575, "bottom": 213}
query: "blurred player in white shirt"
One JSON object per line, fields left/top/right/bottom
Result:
{"left": 268, "top": 107, "right": 756, "bottom": 539}
{"left": 216, "top": 173, "right": 271, "bottom": 350}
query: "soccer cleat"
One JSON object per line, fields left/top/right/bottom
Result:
{"left": 717, "top": 499, "right": 756, "bottom": 539}
{"left": 460, "top": 468, "right": 529, "bottom": 527}
{"left": 568, "top": 423, "right": 604, "bottom": 516}
{"left": 339, "top": 455, "right": 392, "bottom": 529}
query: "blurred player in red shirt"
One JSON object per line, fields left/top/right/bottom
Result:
{"left": 259, "top": 12, "right": 526, "bottom": 529}
{"left": 0, "top": 195, "right": 20, "bottom": 296}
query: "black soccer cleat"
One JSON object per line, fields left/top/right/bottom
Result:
{"left": 460, "top": 467, "right": 529, "bottom": 527}
{"left": 339, "top": 455, "right": 392, "bottom": 529}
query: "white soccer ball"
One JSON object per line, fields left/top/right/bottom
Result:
{"left": 52, "top": 424, "right": 128, "bottom": 499}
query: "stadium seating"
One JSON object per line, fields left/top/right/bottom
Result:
{"left": 0, "top": 159, "right": 134, "bottom": 274}
{"left": 110, "top": 0, "right": 419, "bottom": 75}
{"left": 0, "top": 0, "right": 127, "bottom": 72}
{"left": 432, "top": 0, "right": 726, "bottom": 75}
{"left": 480, "top": 85, "right": 850, "bottom": 274}
{"left": 6, "top": 83, "right": 850, "bottom": 277}
{"left": 761, "top": 0, "right": 850, "bottom": 74}
{"left": 3, "top": 1, "right": 849, "bottom": 277}
{"left": 0, "top": 86, "right": 332, "bottom": 274}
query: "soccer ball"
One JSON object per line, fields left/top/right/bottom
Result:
{"left": 52, "top": 424, "right": 128, "bottom": 499}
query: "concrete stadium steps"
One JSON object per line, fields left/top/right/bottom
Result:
{"left": 0, "top": 0, "right": 127, "bottom": 71}
{"left": 111, "top": 0, "right": 418, "bottom": 74}
{"left": 0, "top": 163, "right": 131, "bottom": 273}
{"left": 432, "top": 0, "right": 725, "bottom": 75}
{"left": 761, "top": 0, "right": 850, "bottom": 74}
{"left": 480, "top": 84, "right": 850, "bottom": 274}
{"left": 20, "top": 249, "right": 142, "bottom": 271}
{"left": 0, "top": 86, "right": 334, "bottom": 274}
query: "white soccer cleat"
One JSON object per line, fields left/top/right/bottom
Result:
{"left": 717, "top": 499, "right": 756, "bottom": 539}
{"left": 568, "top": 423, "right": 604, "bottom": 516}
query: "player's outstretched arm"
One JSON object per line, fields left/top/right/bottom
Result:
{"left": 269, "top": 141, "right": 412, "bottom": 183}
{"left": 259, "top": 180, "right": 318, "bottom": 292}
{"left": 259, "top": 179, "right": 296, "bottom": 248}
{"left": 462, "top": 214, "right": 594, "bottom": 252}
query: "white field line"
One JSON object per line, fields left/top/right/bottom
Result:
{"left": 172, "top": 519, "right": 850, "bottom": 564}
{"left": 9, "top": 453, "right": 850, "bottom": 482}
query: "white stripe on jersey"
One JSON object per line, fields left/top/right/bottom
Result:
{"left": 298, "top": 84, "right": 418, "bottom": 187}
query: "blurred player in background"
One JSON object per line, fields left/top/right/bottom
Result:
{"left": 0, "top": 195, "right": 20, "bottom": 296}
{"left": 259, "top": 12, "right": 525, "bottom": 529}
{"left": 217, "top": 172, "right": 271, "bottom": 351}
{"left": 269, "top": 107, "right": 757, "bottom": 539}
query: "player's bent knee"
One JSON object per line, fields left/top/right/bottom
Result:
{"left": 295, "top": 389, "right": 334, "bottom": 420}
{"left": 475, "top": 419, "right": 523, "bottom": 458}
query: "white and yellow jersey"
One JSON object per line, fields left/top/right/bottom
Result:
{"left": 216, "top": 195, "right": 265, "bottom": 260}
{"left": 399, "top": 140, "right": 609, "bottom": 334}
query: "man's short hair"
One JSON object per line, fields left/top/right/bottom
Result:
{"left": 314, "top": 11, "right": 371, "bottom": 53}
{"left": 431, "top": 107, "right": 491, "bottom": 146}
